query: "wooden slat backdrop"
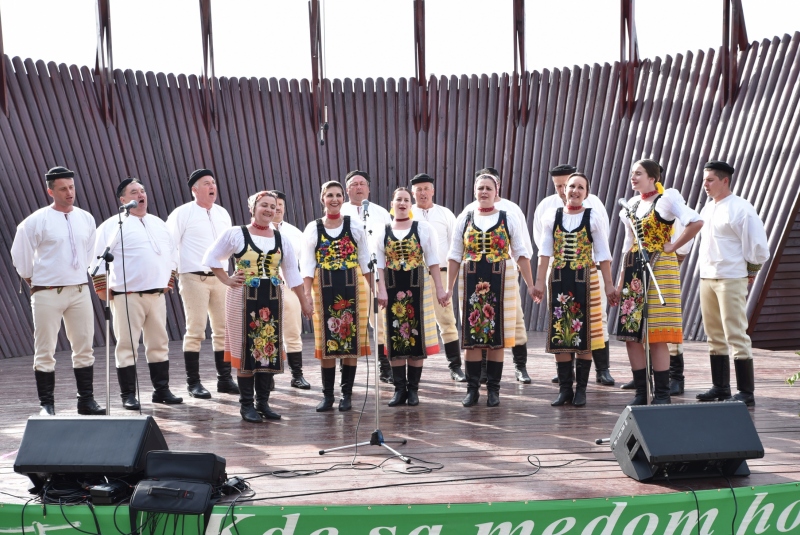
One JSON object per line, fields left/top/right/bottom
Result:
{"left": 2, "top": 33, "right": 799, "bottom": 359}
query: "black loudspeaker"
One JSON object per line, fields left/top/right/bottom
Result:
{"left": 610, "top": 402, "right": 764, "bottom": 482}
{"left": 145, "top": 451, "right": 227, "bottom": 486}
{"left": 14, "top": 416, "right": 168, "bottom": 489}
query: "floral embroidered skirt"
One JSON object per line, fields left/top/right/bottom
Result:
{"left": 546, "top": 265, "right": 603, "bottom": 354}
{"left": 616, "top": 249, "right": 683, "bottom": 344}
{"left": 381, "top": 265, "right": 439, "bottom": 360}
{"left": 312, "top": 266, "right": 370, "bottom": 360}
{"left": 458, "top": 258, "right": 517, "bottom": 349}
{"left": 223, "top": 279, "right": 284, "bottom": 374}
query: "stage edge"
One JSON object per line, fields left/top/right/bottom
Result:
{"left": 1, "top": 482, "right": 799, "bottom": 534}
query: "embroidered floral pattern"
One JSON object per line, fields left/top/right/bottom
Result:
{"left": 552, "top": 226, "right": 593, "bottom": 270}
{"left": 467, "top": 279, "right": 497, "bottom": 344}
{"left": 551, "top": 291, "right": 584, "bottom": 347}
{"left": 388, "top": 290, "right": 420, "bottom": 352}
{"left": 462, "top": 217, "right": 511, "bottom": 263}
{"left": 326, "top": 295, "right": 357, "bottom": 353}
{"left": 316, "top": 233, "right": 359, "bottom": 270}
{"left": 630, "top": 200, "right": 673, "bottom": 253}
{"left": 385, "top": 233, "right": 423, "bottom": 271}
{"left": 248, "top": 306, "right": 279, "bottom": 366}
{"left": 236, "top": 258, "right": 261, "bottom": 288}
{"left": 619, "top": 274, "right": 645, "bottom": 334}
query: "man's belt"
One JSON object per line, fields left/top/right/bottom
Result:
{"left": 30, "top": 283, "right": 87, "bottom": 295}
{"left": 188, "top": 271, "right": 215, "bottom": 277}
{"left": 111, "top": 288, "right": 164, "bottom": 296}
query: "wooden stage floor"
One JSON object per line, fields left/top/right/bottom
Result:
{"left": 1, "top": 332, "right": 798, "bottom": 506}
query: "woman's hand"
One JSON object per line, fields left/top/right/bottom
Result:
{"left": 436, "top": 287, "right": 450, "bottom": 308}
{"left": 377, "top": 287, "right": 388, "bottom": 309}
{"left": 532, "top": 281, "right": 545, "bottom": 303}
{"left": 662, "top": 242, "right": 677, "bottom": 254}
{"left": 301, "top": 301, "right": 314, "bottom": 319}
{"left": 605, "top": 282, "right": 619, "bottom": 307}
{"left": 224, "top": 270, "right": 245, "bottom": 288}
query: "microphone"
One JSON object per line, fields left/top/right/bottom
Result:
{"left": 361, "top": 199, "right": 370, "bottom": 221}
{"left": 617, "top": 198, "right": 633, "bottom": 217}
{"left": 120, "top": 200, "right": 138, "bottom": 212}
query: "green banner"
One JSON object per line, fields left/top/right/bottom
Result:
{"left": 2, "top": 482, "right": 799, "bottom": 535}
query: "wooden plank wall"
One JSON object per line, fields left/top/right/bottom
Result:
{"left": 1, "top": 32, "right": 798, "bottom": 359}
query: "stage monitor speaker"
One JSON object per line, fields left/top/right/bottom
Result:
{"left": 14, "top": 415, "right": 168, "bottom": 488}
{"left": 610, "top": 401, "right": 763, "bottom": 482}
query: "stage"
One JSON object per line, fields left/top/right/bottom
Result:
{"left": 1, "top": 333, "right": 799, "bottom": 533}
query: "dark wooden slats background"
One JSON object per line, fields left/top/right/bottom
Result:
{"left": 1, "top": 32, "right": 799, "bottom": 359}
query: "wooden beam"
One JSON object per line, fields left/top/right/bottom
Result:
{"left": 199, "top": 0, "right": 218, "bottom": 131}
{"left": 413, "top": 0, "right": 428, "bottom": 132}
{"left": 619, "top": 0, "right": 640, "bottom": 116}
{"left": 0, "top": 5, "right": 8, "bottom": 116}
{"left": 309, "top": 0, "right": 327, "bottom": 144}
{"left": 94, "top": 0, "right": 114, "bottom": 125}
{"left": 722, "top": 0, "right": 749, "bottom": 106}
{"left": 512, "top": 0, "right": 528, "bottom": 127}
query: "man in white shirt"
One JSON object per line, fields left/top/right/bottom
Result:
{"left": 167, "top": 169, "right": 238, "bottom": 399}
{"left": 339, "top": 170, "right": 394, "bottom": 383}
{"left": 532, "top": 164, "right": 615, "bottom": 387}
{"left": 92, "top": 178, "right": 183, "bottom": 409}
{"left": 410, "top": 173, "right": 465, "bottom": 381}
{"left": 271, "top": 189, "right": 311, "bottom": 389}
{"left": 11, "top": 166, "right": 105, "bottom": 416}
{"left": 461, "top": 167, "right": 533, "bottom": 384}
{"left": 696, "top": 160, "right": 770, "bottom": 407}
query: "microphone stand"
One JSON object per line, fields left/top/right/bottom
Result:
{"left": 319, "top": 203, "right": 409, "bottom": 463}
{"left": 89, "top": 208, "right": 128, "bottom": 415}
{"left": 620, "top": 203, "right": 665, "bottom": 404}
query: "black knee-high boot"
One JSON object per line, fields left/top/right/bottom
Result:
{"left": 444, "top": 340, "right": 466, "bottom": 381}
{"left": 573, "top": 358, "right": 592, "bottom": 407}
{"left": 652, "top": 370, "right": 671, "bottom": 404}
{"left": 669, "top": 352, "right": 684, "bottom": 395}
{"left": 388, "top": 364, "right": 408, "bottom": 406}
{"left": 378, "top": 345, "right": 393, "bottom": 383}
{"left": 462, "top": 361, "right": 482, "bottom": 407}
{"left": 287, "top": 352, "right": 311, "bottom": 389}
{"left": 732, "top": 358, "right": 755, "bottom": 407}
{"left": 35, "top": 370, "right": 56, "bottom": 415}
{"left": 592, "top": 343, "right": 615, "bottom": 386}
{"left": 339, "top": 364, "right": 357, "bottom": 411}
{"left": 255, "top": 373, "right": 281, "bottom": 419}
{"left": 406, "top": 365, "right": 422, "bottom": 406}
{"left": 696, "top": 355, "right": 731, "bottom": 401}
{"left": 237, "top": 375, "right": 262, "bottom": 423}
{"left": 486, "top": 360, "right": 503, "bottom": 407}
{"left": 551, "top": 360, "right": 574, "bottom": 406}
{"left": 630, "top": 368, "right": 648, "bottom": 406}
{"left": 74, "top": 366, "right": 105, "bottom": 415}
{"left": 316, "top": 366, "right": 336, "bottom": 412}
{"left": 215, "top": 350, "right": 240, "bottom": 394}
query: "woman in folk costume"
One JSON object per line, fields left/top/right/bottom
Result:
{"left": 374, "top": 187, "right": 449, "bottom": 407}
{"left": 445, "top": 174, "right": 536, "bottom": 408}
{"left": 532, "top": 173, "right": 619, "bottom": 407}
{"left": 301, "top": 181, "right": 372, "bottom": 412}
{"left": 203, "top": 191, "right": 312, "bottom": 423}
{"left": 615, "top": 159, "right": 703, "bottom": 405}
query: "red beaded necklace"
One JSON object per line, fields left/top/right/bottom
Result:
{"left": 251, "top": 222, "right": 269, "bottom": 231}
{"left": 478, "top": 207, "right": 495, "bottom": 213}
{"left": 326, "top": 212, "right": 341, "bottom": 219}
{"left": 394, "top": 217, "right": 410, "bottom": 222}
{"left": 565, "top": 204, "right": 583, "bottom": 211}
{"left": 641, "top": 189, "right": 658, "bottom": 200}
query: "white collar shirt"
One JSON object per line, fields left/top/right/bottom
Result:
{"left": 699, "top": 194, "right": 770, "bottom": 279}
{"left": 94, "top": 213, "right": 178, "bottom": 292}
{"left": 166, "top": 202, "right": 232, "bottom": 273}
{"left": 11, "top": 206, "right": 96, "bottom": 286}
{"left": 411, "top": 203, "right": 456, "bottom": 264}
